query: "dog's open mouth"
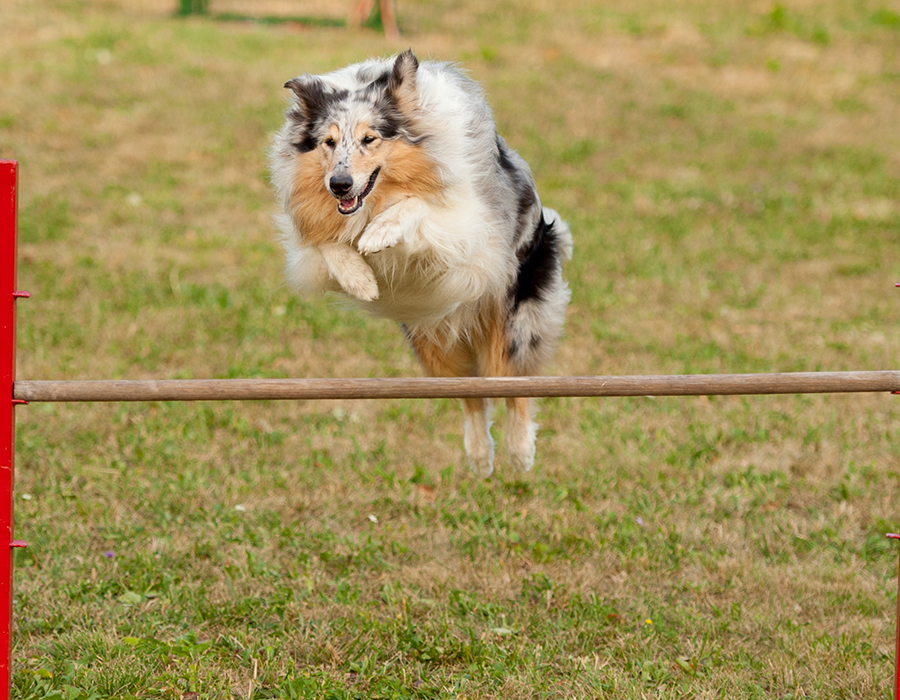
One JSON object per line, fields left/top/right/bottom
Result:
{"left": 337, "top": 168, "right": 380, "bottom": 216}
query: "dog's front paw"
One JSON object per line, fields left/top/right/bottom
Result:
{"left": 320, "top": 243, "right": 380, "bottom": 301}
{"left": 357, "top": 198, "right": 426, "bottom": 255}
{"left": 341, "top": 266, "right": 380, "bottom": 301}
{"left": 357, "top": 219, "right": 404, "bottom": 255}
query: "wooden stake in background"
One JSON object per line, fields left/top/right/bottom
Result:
{"left": 350, "top": 0, "right": 400, "bottom": 41}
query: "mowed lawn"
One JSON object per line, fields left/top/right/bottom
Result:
{"left": 2, "top": 0, "right": 900, "bottom": 697}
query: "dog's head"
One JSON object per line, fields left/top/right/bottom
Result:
{"left": 284, "top": 50, "right": 424, "bottom": 217}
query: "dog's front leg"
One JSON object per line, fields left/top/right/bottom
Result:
{"left": 356, "top": 197, "right": 427, "bottom": 255}
{"left": 319, "top": 242, "right": 380, "bottom": 301}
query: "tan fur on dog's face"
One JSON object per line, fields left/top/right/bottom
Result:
{"left": 289, "top": 122, "right": 442, "bottom": 245}
{"left": 281, "top": 49, "right": 443, "bottom": 245}
{"left": 287, "top": 150, "right": 348, "bottom": 245}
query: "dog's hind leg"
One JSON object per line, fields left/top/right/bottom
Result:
{"left": 406, "top": 329, "right": 494, "bottom": 478}
{"left": 474, "top": 305, "right": 540, "bottom": 474}
{"left": 506, "top": 396, "right": 536, "bottom": 473}
{"left": 462, "top": 397, "right": 495, "bottom": 478}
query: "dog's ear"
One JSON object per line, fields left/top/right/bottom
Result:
{"left": 284, "top": 75, "right": 330, "bottom": 118}
{"left": 388, "top": 49, "right": 419, "bottom": 113}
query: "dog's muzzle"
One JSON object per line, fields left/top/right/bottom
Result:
{"left": 331, "top": 168, "right": 380, "bottom": 215}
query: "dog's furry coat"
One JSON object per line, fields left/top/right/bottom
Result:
{"left": 270, "top": 50, "right": 572, "bottom": 477}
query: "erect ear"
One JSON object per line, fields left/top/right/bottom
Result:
{"left": 388, "top": 49, "right": 419, "bottom": 113}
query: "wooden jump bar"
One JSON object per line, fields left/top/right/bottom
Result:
{"left": 12, "top": 371, "right": 900, "bottom": 403}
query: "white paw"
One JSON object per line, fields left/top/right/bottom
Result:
{"left": 342, "top": 267, "right": 379, "bottom": 301}
{"left": 464, "top": 417, "right": 495, "bottom": 479}
{"left": 357, "top": 198, "right": 426, "bottom": 255}
{"left": 507, "top": 419, "right": 537, "bottom": 473}
{"left": 320, "top": 243, "right": 380, "bottom": 301}
{"left": 467, "top": 450, "right": 494, "bottom": 479}
{"left": 357, "top": 219, "right": 404, "bottom": 255}
{"left": 508, "top": 444, "right": 535, "bottom": 473}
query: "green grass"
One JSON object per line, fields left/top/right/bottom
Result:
{"left": 2, "top": 0, "right": 900, "bottom": 697}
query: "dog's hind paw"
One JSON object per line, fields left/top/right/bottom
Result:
{"left": 464, "top": 414, "right": 495, "bottom": 479}
{"left": 507, "top": 409, "right": 537, "bottom": 473}
{"left": 508, "top": 448, "right": 535, "bottom": 473}
{"left": 467, "top": 452, "right": 494, "bottom": 479}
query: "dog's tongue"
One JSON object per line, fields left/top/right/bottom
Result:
{"left": 339, "top": 196, "right": 357, "bottom": 212}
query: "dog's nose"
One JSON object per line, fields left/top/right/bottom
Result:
{"left": 329, "top": 175, "right": 353, "bottom": 197}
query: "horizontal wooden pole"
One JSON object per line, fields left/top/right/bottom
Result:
{"left": 11, "top": 371, "right": 900, "bottom": 403}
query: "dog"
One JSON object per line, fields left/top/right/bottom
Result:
{"left": 270, "top": 50, "right": 572, "bottom": 478}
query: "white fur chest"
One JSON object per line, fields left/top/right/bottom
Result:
{"left": 358, "top": 195, "right": 517, "bottom": 332}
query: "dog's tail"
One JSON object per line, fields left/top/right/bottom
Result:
{"left": 541, "top": 207, "right": 573, "bottom": 262}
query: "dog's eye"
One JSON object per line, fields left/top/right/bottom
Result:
{"left": 324, "top": 137, "right": 336, "bottom": 148}
{"left": 362, "top": 135, "right": 377, "bottom": 145}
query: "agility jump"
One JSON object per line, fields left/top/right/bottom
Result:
{"left": 3, "top": 160, "right": 900, "bottom": 698}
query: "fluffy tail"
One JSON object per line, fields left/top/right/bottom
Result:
{"left": 541, "top": 207, "right": 573, "bottom": 262}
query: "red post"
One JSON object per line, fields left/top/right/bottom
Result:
{"left": 888, "top": 534, "right": 900, "bottom": 700}
{"left": 0, "top": 160, "right": 19, "bottom": 700}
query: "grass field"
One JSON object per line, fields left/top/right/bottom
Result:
{"left": 2, "top": 0, "right": 900, "bottom": 697}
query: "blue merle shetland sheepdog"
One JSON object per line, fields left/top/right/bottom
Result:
{"left": 270, "top": 50, "right": 572, "bottom": 478}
